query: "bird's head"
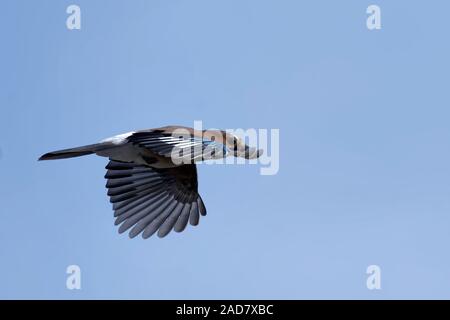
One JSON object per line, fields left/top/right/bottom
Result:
{"left": 227, "top": 135, "right": 264, "bottom": 159}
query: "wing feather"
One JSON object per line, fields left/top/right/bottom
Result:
{"left": 105, "top": 161, "right": 206, "bottom": 239}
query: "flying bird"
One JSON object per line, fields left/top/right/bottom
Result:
{"left": 39, "top": 126, "right": 263, "bottom": 239}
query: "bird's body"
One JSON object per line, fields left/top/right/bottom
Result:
{"left": 39, "top": 126, "right": 263, "bottom": 239}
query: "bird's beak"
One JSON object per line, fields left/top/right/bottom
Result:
{"left": 243, "top": 146, "right": 264, "bottom": 159}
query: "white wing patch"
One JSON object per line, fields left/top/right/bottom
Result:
{"left": 101, "top": 131, "right": 135, "bottom": 145}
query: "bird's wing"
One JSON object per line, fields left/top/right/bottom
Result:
{"left": 127, "top": 130, "right": 227, "bottom": 163}
{"left": 105, "top": 160, "right": 207, "bottom": 238}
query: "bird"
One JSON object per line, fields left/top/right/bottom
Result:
{"left": 39, "top": 126, "right": 263, "bottom": 239}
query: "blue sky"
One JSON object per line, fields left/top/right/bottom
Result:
{"left": 1, "top": 0, "right": 450, "bottom": 299}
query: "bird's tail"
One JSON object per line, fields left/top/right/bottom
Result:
{"left": 39, "top": 143, "right": 104, "bottom": 161}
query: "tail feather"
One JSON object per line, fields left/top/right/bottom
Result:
{"left": 39, "top": 143, "right": 102, "bottom": 161}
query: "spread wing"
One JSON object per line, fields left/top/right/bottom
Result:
{"left": 105, "top": 160, "right": 207, "bottom": 238}
{"left": 127, "top": 130, "right": 227, "bottom": 163}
